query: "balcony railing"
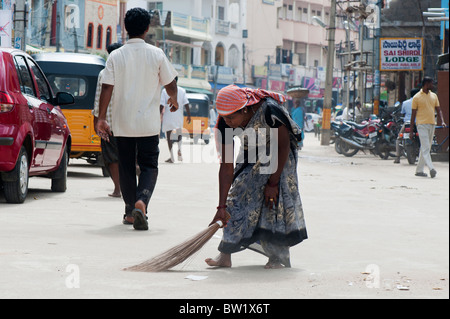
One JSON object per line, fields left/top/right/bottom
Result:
{"left": 215, "top": 19, "right": 230, "bottom": 35}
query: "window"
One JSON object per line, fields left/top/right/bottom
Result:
{"left": 106, "top": 27, "right": 112, "bottom": 48}
{"left": 97, "top": 25, "right": 103, "bottom": 49}
{"left": 217, "top": 6, "right": 225, "bottom": 20}
{"left": 297, "top": 7, "right": 302, "bottom": 21}
{"left": 28, "top": 59, "right": 52, "bottom": 102}
{"left": 148, "top": 1, "right": 163, "bottom": 11}
{"left": 87, "top": 23, "right": 93, "bottom": 48}
{"left": 302, "top": 8, "right": 308, "bottom": 23}
{"left": 47, "top": 75, "right": 87, "bottom": 99}
{"left": 14, "top": 56, "right": 36, "bottom": 97}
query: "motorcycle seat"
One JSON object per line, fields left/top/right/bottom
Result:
{"left": 348, "top": 122, "right": 368, "bottom": 130}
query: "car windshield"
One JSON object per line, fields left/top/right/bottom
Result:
{"left": 46, "top": 74, "right": 95, "bottom": 109}
{"left": 48, "top": 75, "right": 87, "bottom": 98}
{"left": 186, "top": 100, "right": 208, "bottom": 117}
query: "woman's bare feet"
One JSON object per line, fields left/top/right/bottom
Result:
{"left": 264, "top": 261, "right": 284, "bottom": 269}
{"left": 205, "top": 253, "right": 232, "bottom": 268}
{"left": 108, "top": 191, "right": 121, "bottom": 198}
{"left": 264, "top": 257, "right": 286, "bottom": 269}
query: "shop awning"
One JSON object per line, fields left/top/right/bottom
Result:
{"left": 172, "top": 26, "right": 212, "bottom": 42}
{"left": 209, "top": 82, "right": 250, "bottom": 91}
{"left": 185, "top": 87, "right": 213, "bottom": 96}
{"left": 179, "top": 77, "right": 212, "bottom": 96}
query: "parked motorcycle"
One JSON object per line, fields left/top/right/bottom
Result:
{"left": 376, "top": 106, "right": 403, "bottom": 159}
{"left": 331, "top": 120, "right": 349, "bottom": 154}
{"left": 398, "top": 122, "right": 420, "bottom": 164}
{"left": 332, "top": 118, "right": 381, "bottom": 157}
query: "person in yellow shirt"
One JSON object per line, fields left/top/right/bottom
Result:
{"left": 410, "top": 77, "right": 446, "bottom": 178}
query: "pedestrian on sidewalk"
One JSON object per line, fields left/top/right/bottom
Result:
{"left": 410, "top": 77, "right": 446, "bottom": 178}
{"left": 160, "top": 77, "right": 191, "bottom": 163}
{"left": 290, "top": 101, "right": 305, "bottom": 149}
{"left": 96, "top": 8, "right": 179, "bottom": 230}
{"left": 93, "top": 42, "right": 122, "bottom": 198}
{"left": 394, "top": 89, "right": 418, "bottom": 164}
{"left": 206, "top": 85, "right": 307, "bottom": 269}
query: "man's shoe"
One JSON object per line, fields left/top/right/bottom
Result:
{"left": 393, "top": 157, "right": 400, "bottom": 164}
{"left": 132, "top": 208, "right": 149, "bottom": 230}
{"left": 415, "top": 172, "right": 428, "bottom": 177}
{"left": 122, "top": 215, "right": 134, "bottom": 225}
{"left": 430, "top": 169, "right": 437, "bottom": 178}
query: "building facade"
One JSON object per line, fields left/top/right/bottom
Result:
{"left": 26, "top": 0, "right": 117, "bottom": 55}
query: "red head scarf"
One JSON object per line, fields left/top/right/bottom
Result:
{"left": 215, "top": 85, "right": 286, "bottom": 116}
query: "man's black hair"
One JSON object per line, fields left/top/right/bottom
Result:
{"left": 124, "top": 8, "right": 151, "bottom": 37}
{"left": 107, "top": 42, "right": 122, "bottom": 54}
{"left": 421, "top": 76, "right": 433, "bottom": 87}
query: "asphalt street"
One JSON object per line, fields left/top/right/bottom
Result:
{"left": 0, "top": 133, "right": 448, "bottom": 299}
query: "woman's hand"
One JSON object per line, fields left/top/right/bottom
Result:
{"left": 264, "top": 183, "right": 279, "bottom": 209}
{"left": 209, "top": 207, "right": 231, "bottom": 228}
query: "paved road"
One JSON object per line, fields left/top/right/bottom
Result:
{"left": 0, "top": 133, "right": 448, "bottom": 299}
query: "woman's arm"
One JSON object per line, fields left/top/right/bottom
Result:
{"left": 264, "top": 124, "right": 291, "bottom": 209}
{"left": 210, "top": 143, "right": 233, "bottom": 226}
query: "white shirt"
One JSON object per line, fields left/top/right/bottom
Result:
{"left": 92, "top": 70, "right": 113, "bottom": 125}
{"left": 160, "top": 86, "right": 189, "bottom": 132}
{"left": 401, "top": 98, "right": 413, "bottom": 122}
{"left": 101, "top": 38, "right": 178, "bottom": 137}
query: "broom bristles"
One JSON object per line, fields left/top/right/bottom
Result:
{"left": 124, "top": 221, "right": 223, "bottom": 272}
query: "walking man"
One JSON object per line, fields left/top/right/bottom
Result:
{"left": 96, "top": 8, "right": 179, "bottom": 230}
{"left": 160, "top": 77, "right": 191, "bottom": 163}
{"left": 409, "top": 77, "right": 446, "bottom": 178}
{"left": 93, "top": 42, "right": 122, "bottom": 197}
{"left": 394, "top": 91, "right": 415, "bottom": 164}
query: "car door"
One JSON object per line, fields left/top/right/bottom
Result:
{"left": 13, "top": 55, "right": 50, "bottom": 171}
{"left": 27, "top": 58, "right": 64, "bottom": 167}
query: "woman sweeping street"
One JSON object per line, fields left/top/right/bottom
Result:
{"left": 206, "top": 85, "right": 308, "bottom": 269}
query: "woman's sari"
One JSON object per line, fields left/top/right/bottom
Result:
{"left": 216, "top": 98, "right": 308, "bottom": 266}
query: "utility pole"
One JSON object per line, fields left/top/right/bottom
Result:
{"left": 357, "top": 13, "right": 365, "bottom": 106}
{"left": 242, "top": 42, "right": 246, "bottom": 85}
{"left": 13, "top": 0, "right": 27, "bottom": 51}
{"left": 372, "top": 0, "right": 382, "bottom": 116}
{"left": 320, "top": 0, "right": 337, "bottom": 145}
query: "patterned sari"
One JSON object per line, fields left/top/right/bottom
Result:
{"left": 216, "top": 98, "right": 308, "bottom": 267}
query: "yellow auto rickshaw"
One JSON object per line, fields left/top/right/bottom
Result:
{"left": 184, "top": 93, "right": 211, "bottom": 144}
{"left": 33, "top": 52, "right": 107, "bottom": 173}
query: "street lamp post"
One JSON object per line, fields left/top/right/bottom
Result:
{"left": 320, "top": 0, "right": 337, "bottom": 146}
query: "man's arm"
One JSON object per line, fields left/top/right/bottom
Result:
{"left": 436, "top": 106, "right": 447, "bottom": 127}
{"left": 185, "top": 103, "right": 191, "bottom": 123}
{"left": 409, "top": 109, "right": 417, "bottom": 139}
{"left": 164, "top": 79, "right": 179, "bottom": 112}
{"left": 96, "top": 83, "right": 114, "bottom": 141}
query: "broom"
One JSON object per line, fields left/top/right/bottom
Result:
{"left": 124, "top": 220, "right": 224, "bottom": 272}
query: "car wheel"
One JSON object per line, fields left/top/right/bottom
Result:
{"left": 3, "top": 146, "right": 29, "bottom": 203}
{"left": 51, "top": 146, "right": 68, "bottom": 192}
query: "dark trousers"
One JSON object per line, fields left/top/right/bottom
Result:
{"left": 116, "top": 135, "right": 159, "bottom": 216}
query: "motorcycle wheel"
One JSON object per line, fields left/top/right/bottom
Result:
{"left": 340, "top": 141, "right": 359, "bottom": 157}
{"left": 334, "top": 138, "right": 343, "bottom": 154}
{"left": 376, "top": 141, "right": 390, "bottom": 160}
{"left": 405, "top": 144, "right": 417, "bottom": 164}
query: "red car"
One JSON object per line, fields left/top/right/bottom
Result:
{"left": 0, "top": 48, "right": 73, "bottom": 203}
